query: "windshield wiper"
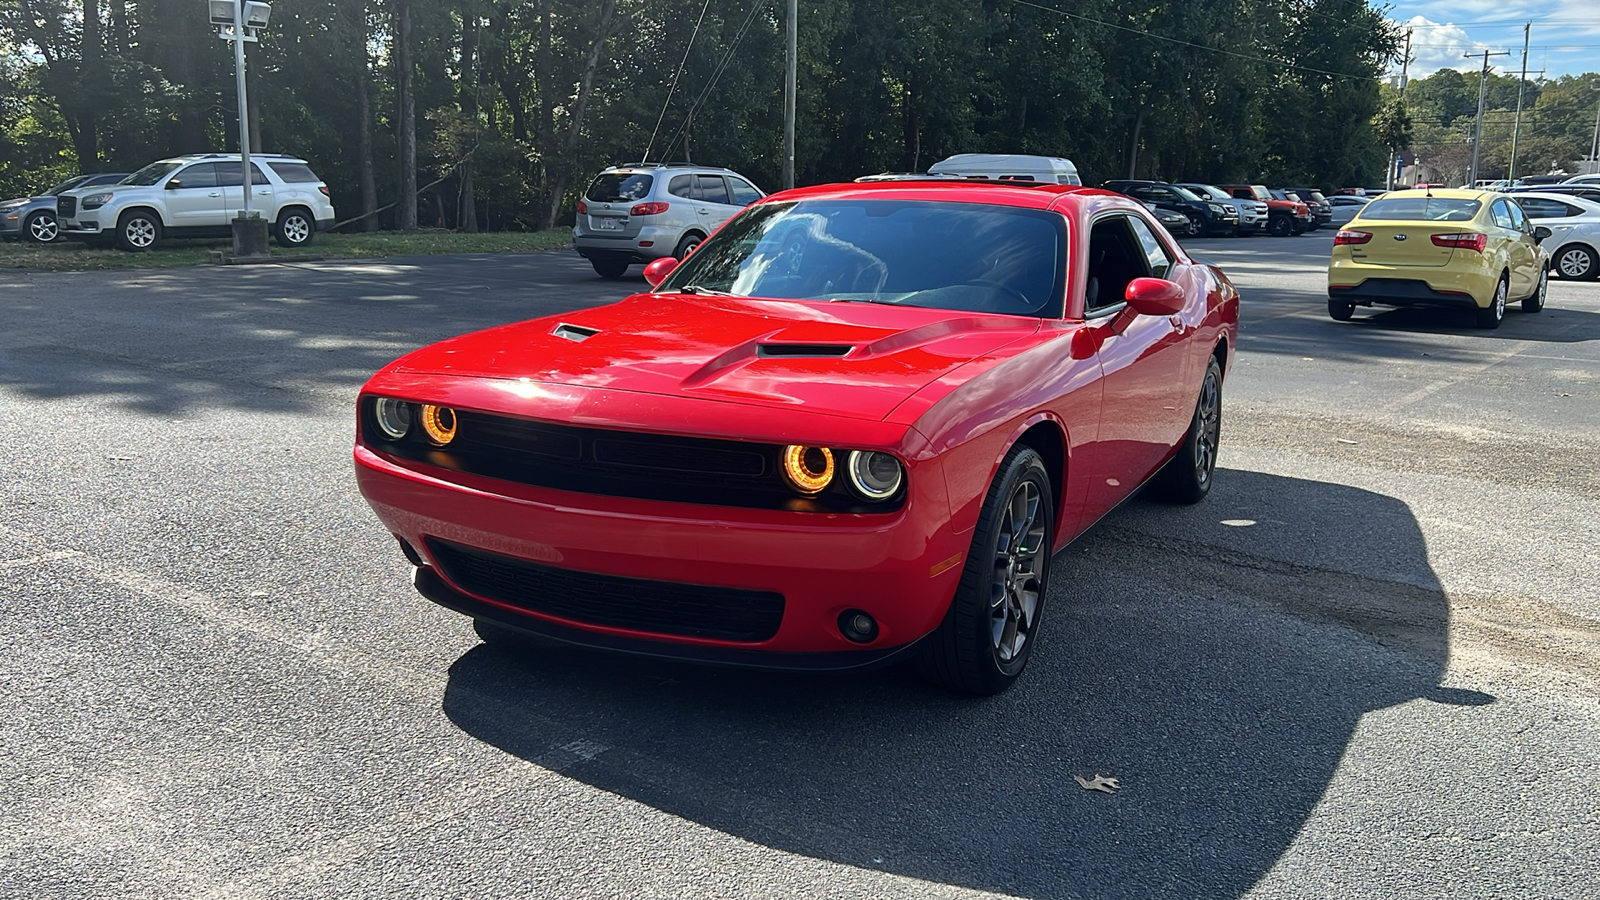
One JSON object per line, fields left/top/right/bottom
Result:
{"left": 678, "top": 285, "right": 739, "bottom": 296}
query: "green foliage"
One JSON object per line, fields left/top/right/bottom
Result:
{"left": 3, "top": 0, "right": 1591, "bottom": 221}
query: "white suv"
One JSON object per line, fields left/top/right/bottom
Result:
{"left": 573, "top": 163, "right": 765, "bottom": 278}
{"left": 58, "top": 153, "right": 336, "bottom": 251}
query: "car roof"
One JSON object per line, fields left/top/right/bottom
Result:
{"left": 157, "top": 153, "right": 309, "bottom": 164}
{"left": 1510, "top": 191, "right": 1600, "bottom": 210}
{"left": 1372, "top": 187, "right": 1495, "bottom": 201}
{"left": 765, "top": 179, "right": 1120, "bottom": 212}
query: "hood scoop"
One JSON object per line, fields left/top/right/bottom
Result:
{"left": 552, "top": 322, "right": 600, "bottom": 342}
{"left": 756, "top": 343, "right": 854, "bottom": 358}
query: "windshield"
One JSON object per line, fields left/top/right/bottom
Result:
{"left": 659, "top": 199, "right": 1067, "bottom": 317}
{"left": 1184, "top": 185, "right": 1227, "bottom": 200}
{"left": 124, "top": 160, "right": 183, "bottom": 186}
{"left": 1250, "top": 186, "right": 1272, "bottom": 202}
{"left": 1359, "top": 197, "right": 1482, "bottom": 222}
{"left": 585, "top": 173, "right": 654, "bottom": 203}
{"left": 1171, "top": 186, "right": 1203, "bottom": 202}
{"left": 47, "top": 175, "right": 89, "bottom": 196}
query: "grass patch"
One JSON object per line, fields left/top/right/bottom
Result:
{"left": 0, "top": 229, "right": 573, "bottom": 271}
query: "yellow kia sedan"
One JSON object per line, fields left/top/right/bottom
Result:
{"left": 1327, "top": 188, "right": 1551, "bottom": 329}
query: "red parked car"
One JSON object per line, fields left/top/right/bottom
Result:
{"left": 354, "top": 180, "right": 1240, "bottom": 694}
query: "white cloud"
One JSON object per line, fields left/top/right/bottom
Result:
{"left": 1392, "top": 16, "right": 1498, "bottom": 79}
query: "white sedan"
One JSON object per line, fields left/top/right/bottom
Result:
{"left": 1326, "top": 194, "right": 1370, "bottom": 226}
{"left": 1512, "top": 192, "right": 1600, "bottom": 281}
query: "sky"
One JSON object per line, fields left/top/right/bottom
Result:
{"left": 1381, "top": 0, "right": 1600, "bottom": 80}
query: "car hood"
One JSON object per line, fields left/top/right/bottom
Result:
{"left": 391, "top": 292, "right": 1041, "bottom": 421}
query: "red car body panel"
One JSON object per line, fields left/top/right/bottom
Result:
{"left": 354, "top": 181, "right": 1239, "bottom": 667}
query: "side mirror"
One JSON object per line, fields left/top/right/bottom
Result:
{"left": 1124, "top": 277, "right": 1186, "bottom": 316}
{"left": 1533, "top": 226, "right": 1552, "bottom": 243}
{"left": 642, "top": 257, "right": 679, "bottom": 288}
{"left": 165, "top": 179, "right": 182, "bottom": 190}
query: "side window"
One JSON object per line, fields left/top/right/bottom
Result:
{"left": 215, "top": 162, "right": 243, "bottom": 187}
{"left": 265, "top": 161, "right": 321, "bottom": 183}
{"left": 1490, "top": 200, "right": 1515, "bottom": 230}
{"left": 668, "top": 174, "right": 694, "bottom": 198}
{"left": 174, "top": 163, "right": 219, "bottom": 188}
{"left": 1127, "top": 216, "right": 1174, "bottom": 279}
{"left": 1507, "top": 200, "right": 1530, "bottom": 232}
{"left": 1084, "top": 215, "right": 1145, "bottom": 315}
{"left": 250, "top": 163, "right": 269, "bottom": 185}
{"left": 695, "top": 174, "right": 732, "bottom": 205}
{"left": 728, "top": 177, "right": 762, "bottom": 206}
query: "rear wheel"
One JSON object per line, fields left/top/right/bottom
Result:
{"left": 274, "top": 207, "right": 315, "bottom": 247}
{"left": 115, "top": 210, "right": 161, "bottom": 252}
{"left": 1153, "top": 356, "right": 1223, "bottom": 504}
{"left": 1554, "top": 244, "right": 1597, "bottom": 280}
{"left": 591, "top": 258, "right": 629, "bottom": 279}
{"left": 1267, "top": 215, "right": 1292, "bottom": 237}
{"left": 24, "top": 210, "right": 59, "bottom": 243}
{"left": 1328, "top": 297, "right": 1355, "bottom": 321}
{"left": 673, "top": 232, "right": 704, "bottom": 259}
{"left": 1522, "top": 266, "right": 1548, "bottom": 313}
{"left": 1476, "top": 275, "right": 1508, "bottom": 329}
{"left": 915, "top": 445, "right": 1054, "bottom": 695}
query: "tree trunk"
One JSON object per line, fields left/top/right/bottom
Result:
{"left": 356, "top": 52, "right": 378, "bottom": 232}
{"left": 458, "top": 4, "right": 479, "bottom": 233}
{"left": 108, "top": 0, "right": 127, "bottom": 53}
{"left": 78, "top": 0, "right": 101, "bottom": 166}
{"left": 543, "top": 0, "right": 618, "bottom": 230}
{"left": 246, "top": 48, "right": 262, "bottom": 154}
{"left": 1126, "top": 105, "right": 1149, "bottom": 180}
{"left": 396, "top": 0, "right": 418, "bottom": 231}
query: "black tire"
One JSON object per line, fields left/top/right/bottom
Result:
{"left": 1552, "top": 244, "right": 1598, "bottom": 281}
{"left": 24, "top": 210, "right": 59, "bottom": 243}
{"left": 915, "top": 445, "right": 1054, "bottom": 695}
{"left": 1152, "top": 355, "right": 1223, "bottom": 505}
{"left": 673, "top": 232, "right": 704, "bottom": 259}
{"left": 1522, "top": 266, "right": 1548, "bottom": 313}
{"left": 1267, "top": 215, "right": 1292, "bottom": 237}
{"left": 591, "top": 258, "right": 629, "bottom": 279}
{"left": 1476, "top": 275, "right": 1508, "bottom": 329}
{"left": 115, "top": 209, "right": 161, "bottom": 252}
{"left": 274, "top": 207, "right": 315, "bottom": 247}
{"left": 1328, "top": 297, "right": 1355, "bottom": 321}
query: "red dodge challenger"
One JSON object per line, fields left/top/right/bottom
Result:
{"left": 354, "top": 180, "right": 1239, "bottom": 694}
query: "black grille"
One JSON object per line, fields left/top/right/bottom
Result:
{"left": 428, "top": 539, "right": 785, "bottom": 642}
{"left": 362, "top": 401, "right": 902, "bottom": 513}
{"left": 58, "top": 196, "right": 76, "bottom": 217}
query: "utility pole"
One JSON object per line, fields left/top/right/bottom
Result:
{"left": 1466, "top": 49, "right": 1510, "bottom": 187}
{"left": 782, "top": 0, "right": 796, "bottom": 190}
{"left": 1388, "top": 27, "right": 1413, "bottom": 190}
{"left": 1591, "top": 98, "right": 1600, "bottom": 174}
{"left": 1509, "top": 23, "right": 1530, "bottom": 184}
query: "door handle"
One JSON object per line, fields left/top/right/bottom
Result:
{"left": 256, "top": 190, "right": 270, "bottom": 195}
{"left": 208, "top": 192, "right": 221, "bottom": 197}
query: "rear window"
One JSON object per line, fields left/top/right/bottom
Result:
{"left": 586, "top": 173, "right": 653, "bottom": 203}
{"left": 267, "top": 161, "right": 322, "bottom": 183}
{"left": 1359, "top": 197, "right": 1481, "bottom": 222}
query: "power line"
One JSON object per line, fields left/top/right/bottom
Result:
{"left": 1008, "top": 0, "right": 1384, "bottom": 82}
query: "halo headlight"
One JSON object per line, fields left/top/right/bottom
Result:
{"left": 845, "top": 450, "right": 904, "bottom": 501}
{"left": 372, "top": 397, "right": 413, "bottom": 440}
{"left": 782, "top": 445, "right": 834, "bottom": 495}
{"left": 420, "top": 404, "right": 457, "bottom": 446}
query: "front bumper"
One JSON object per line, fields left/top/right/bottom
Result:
{"left": 355, "top": 442, "right": 967, "bottom": 662}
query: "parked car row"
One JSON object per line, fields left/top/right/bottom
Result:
{"left": 2, "top": 153, "right": 336, "bottom": 252}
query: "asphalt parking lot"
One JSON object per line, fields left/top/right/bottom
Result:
{"left": 1, "top": 233, "right": 1596, "bottom": 899}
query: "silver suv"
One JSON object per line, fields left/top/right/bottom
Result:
{"left": 57, "top": 153, "right": 336, "bottom": 252}
{"left": 573, "top": 163, "right": 764, "bottom": 279}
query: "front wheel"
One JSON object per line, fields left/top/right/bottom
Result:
{"left": 916, "top": 445, "right": 1054, "bottom": 695}
{"left": 1522, "top": 267, "right": 1547, "bottom": 313}
{"left": 274, "top": 208, "right": 315, "bottom": 247}
{"left": 1267, "top": 215, "right": 1292, "bottom": 237}
{"left": 1152, "top": 356, "right": 1223, "bottom": 505}
{"left": 115, "top": 210, "right": 161, "bottom": 252}
{"left": 24, "top": 210, "right": 59, "bottom": 243}
{"left": 1476, "top": 275, "right": 1508, "bottom": 329}
{"left": 1184, "top": 213, "right": 1205, "bottom": 238}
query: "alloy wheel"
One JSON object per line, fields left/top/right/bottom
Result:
{"left": 989, "top": 480, "right": 1046, "bottom": 664}
{"left": 1194, "top": 368, "right": 1221, "bottom": 487}
{"left": 284, "top": 215, "right": 310, "bottom": 244}
{"left": 1557, "top": 247, "right": 1594, "bottom": 279}
{"left": 27, "top": 213, "right": 58, "bottom": 242}
{"left": 125, "top": 218, "right": 156, "bottom": 248}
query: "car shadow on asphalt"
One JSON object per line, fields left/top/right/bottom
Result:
{"left": 438, "top": 470, "right": 1452, "bottom": 899}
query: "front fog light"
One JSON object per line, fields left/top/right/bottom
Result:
{"left": 782, "top": 445, "right": 834, "bottom": 494}
{"left": 845, "top": 450, "right": 903, "bottom": 501}
{"left": 420, "top": 404, "right": 457, "bottom": 445}
{"left": 373, "top": 397, "right": 413, "bottom": 440}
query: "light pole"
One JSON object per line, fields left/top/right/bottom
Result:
{"left": 209, "top": 1, "right": 272, "bottom": 255}
{"left": 1465, "top": 49, "right": 1510, "bottom": 187}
